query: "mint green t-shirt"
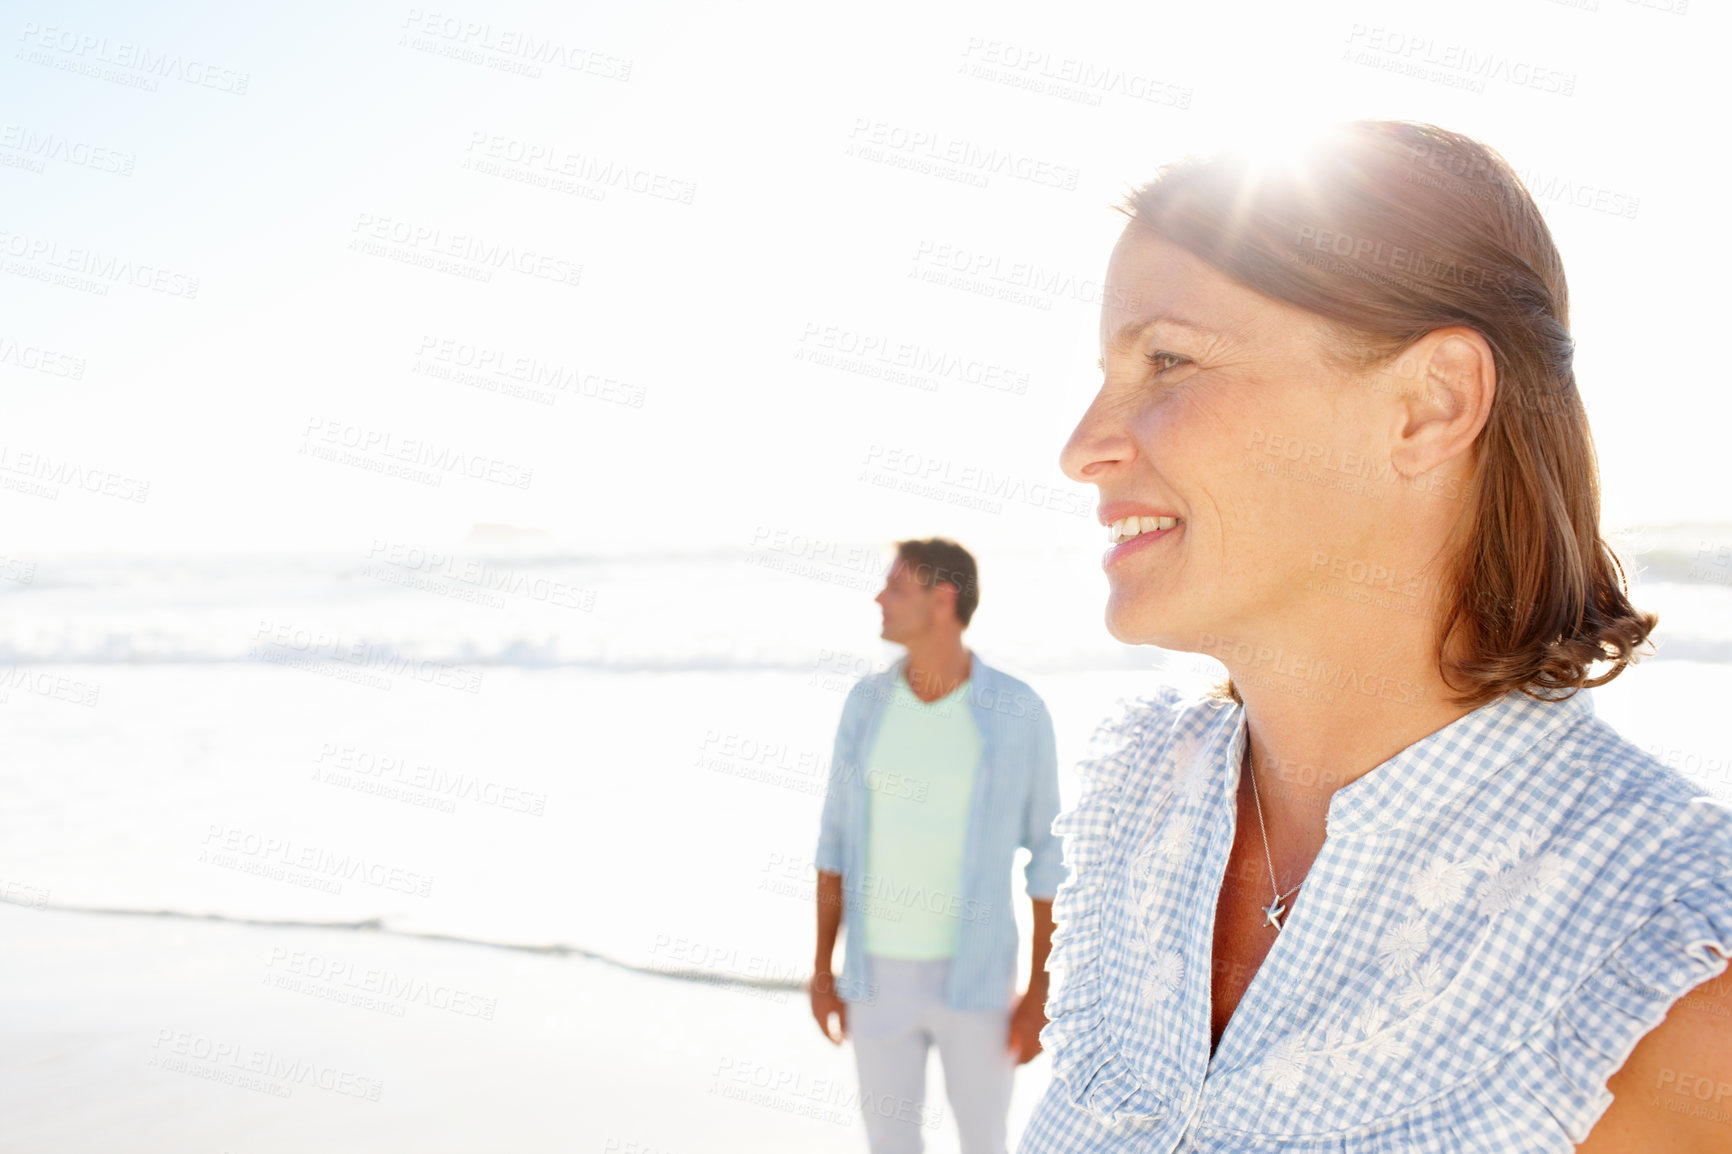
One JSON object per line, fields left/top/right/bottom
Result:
{"left": 860, "top": 672, "right": 983, "bottom": 959}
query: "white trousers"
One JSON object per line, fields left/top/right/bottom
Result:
{"left": 846, "top": 954, "right": 1017, "bottom": 1154}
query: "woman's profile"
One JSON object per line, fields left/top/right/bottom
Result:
{"left": 1021, "top": 121, "right": 1732, "bottom": 1152}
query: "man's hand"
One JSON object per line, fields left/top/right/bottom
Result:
{"left": 809, "top": 970, "right": 848, "bottom": 1044}
{"left": 1006, "top": 986, "right": 1048, "bottom": 1064}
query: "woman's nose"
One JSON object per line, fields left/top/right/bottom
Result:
{"left": 1059, "top": 394, "right": 1134, "bottom": 484}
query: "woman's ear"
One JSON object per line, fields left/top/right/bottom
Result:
{"left": 1385, "top": 327, "right": 1496, "bottom": 480}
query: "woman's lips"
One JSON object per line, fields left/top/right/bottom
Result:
{"left": 1102, "top": 523, "right": 1181, "bottom": 569}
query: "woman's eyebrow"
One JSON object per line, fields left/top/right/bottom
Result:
{"left": 1097, "top": 316, "right": 1221, "bottom": 370}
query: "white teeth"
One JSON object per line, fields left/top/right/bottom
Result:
{"left": 1108, "top": 516, "right": 1180, "bottom": 543}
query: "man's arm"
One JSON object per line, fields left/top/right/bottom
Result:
{"left": 809, "top": 691, "right": 856, "bottom": 1045}
{"left": 1008, "top": 896, "right": 1054, "bottom": 1063}
{"left": 1008, "top": 701, "right": 1066, "bottom": 1064}
{"left": 1022, "top": 704, "right": 1068, "bottom": 902}
{"left": 815, "top": 869, "right": 845, "bottom": 972}
{"left": 809, "top": 869, "right": 848, "bottom": 1043}
{"left": 1027, "top": 896, "right": 1054, "bottom": 992}
{"left": 814, "top": 691, "right": 853, "bottom": 879}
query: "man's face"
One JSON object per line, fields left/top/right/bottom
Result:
{"left": 874, "top": 558, "right": 950, "bottom": 645}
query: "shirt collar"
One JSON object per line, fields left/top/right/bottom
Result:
{"left": 1218, "top": 687, "right": 1596, "bottom": 838}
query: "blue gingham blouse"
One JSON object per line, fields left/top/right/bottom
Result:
{"left": 1020, "top": 682, "right": 1732, "bottom": 1152}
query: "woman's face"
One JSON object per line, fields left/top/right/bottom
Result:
{"left": 1061, "top": 224, "right": 1410, "bottom": 651}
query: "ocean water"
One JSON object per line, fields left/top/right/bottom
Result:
{"left": 6, "top": 530, "right": 1731, "bottom": 950}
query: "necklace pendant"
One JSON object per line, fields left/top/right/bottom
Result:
{"left": 1262, "top": 896, "right": 1286, "bottom": 931}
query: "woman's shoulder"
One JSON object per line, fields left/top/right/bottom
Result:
{"left": 1344, "top": 710, "right": 1732, "bottom": 1148}
{"left": 1417, "top": 697, "right": 1732, "bottom": 899}
{"left": 1553, "top": 711, "right": 1732, "bottom": 879}
{"left": 1437, "top": 708, "right": 1732, "bottom": 1027}
{"left": 1498, "top": 732, "right": 1732, "bottom": 1151}
{"left": 1554, "top": 714, "right": 1732, "bottom": 1010}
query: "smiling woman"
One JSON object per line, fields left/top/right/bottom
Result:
{"left": 1020, "top": 121, "right": 1732, "bottom": 1154}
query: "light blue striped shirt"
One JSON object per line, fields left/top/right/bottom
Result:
{"left": 1020, "top": 682, "right": 1732, "bottom": 1152}
{"left": 815, "top": 650, "right": 1068, "bottom": 1012}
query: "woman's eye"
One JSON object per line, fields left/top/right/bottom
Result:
{"left": 1145, "top": 350, "right": 1190, "bottom": 374}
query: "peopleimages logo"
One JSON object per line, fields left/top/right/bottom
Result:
{"left": 251, "top": 620, "right": 485, "bottom": 695}
{"left": 845, "top": 118, "right": 1081, "bottom": 191}
{"left": 200, "top": 824, "right": 435, "bottom": 897}
{"left": 16, "top": 23, "right": 251, "bottom": 94}
{"left": 0, "top": 227, "right": 199, "bottom": 298}
{"left": 858, "top": 443, "right": 1092, "bottom": 518}
{"left": 149, "top": 1029, "right": 383, "bottom": 1101}
{"left": 1196, "top": 633, "right": 1427, "bottom": 706}
{"left": 0, "top": 444, "right": 149, "bottom": 503}
{"left": 1291, "top": 226, "right": 1506, "bottom": 291}
{"left": 365, "top": 539, "right": 595, "bottom": 610}
{"left": 956, "top": 37, "right": 1193, "bottom": 109}
{"left": 300, "top": 417, "right": 534, "bottom": 490}
{"left": 910, "top": 240, "right": 1144, "bottom": 311}
{"left": 348, "top": 212, "right": 582, "bottom": 288}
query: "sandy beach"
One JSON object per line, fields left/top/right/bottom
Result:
{"left": 2, "top": 905, "right": 1058, "bottom": 1153}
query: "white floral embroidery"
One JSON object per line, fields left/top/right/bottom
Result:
{"left": 1376, "top": 918, "right": 1430, "bottom": 976}
{"left": 1141, "top": 949, "right": 1184, "bottom": 1003}
{"left": 1476, "top": 851, "right": 1565, "bottom": 919}
{"left": 1327, "top": 1048, "right": 1364, "bottom": 1081}
{"left": 1124, "top": 813, "right": 1186, "bottom": 1007}
{"left": 1395, "top": 957, "right": 1446, "bottom": 1010}
{"left": 1260, "top": 1036, "right": 1308, "bottom": 1093}
{"left": 1133, "top": 874, "right": 1167, "bottom": 921}
{"left": 1412, "top": 856, "right": 1475, "bottom": 910}
{"left": 1487, "top": 823, "right": 1548, "bottom": 869}
{"left": 1171, "top": 734, "right": 1211, "bottom": 804}
{"left": 1274, "top": 996, "right": 1422, "bottom": 1093}
{"left": 1121, "top": 874, "right": 1154, "bottom": 943}
{"left": 1168, "top": 732, "right": 1203, "bottom": 772}
{"left": 1351, "top": 1002, "right": 1389, "bottom": 1039}
{"left": 1369, "top": 1031, "right": 1412, "bottom": 1060}
{"left": 1276, "top": 826, "right": 1565, "bottom": 1084}
{"left": 1157, "top": 811, "right": 1196, "bottom": 861}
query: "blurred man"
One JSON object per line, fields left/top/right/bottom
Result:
{"left": 810, "top": 538, "right": 1067, "bottom": 1154}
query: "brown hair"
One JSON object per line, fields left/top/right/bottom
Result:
{"left": 1116, "top": 120, "right": 1655, "bottom": 708}
{"left": 894, "top": 538, "right": 980, "bottom": 628}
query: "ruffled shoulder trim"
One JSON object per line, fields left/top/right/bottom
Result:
{"left": 1496, "top": 868, "right": 1732, "bottom": 1146}
{"left": 1039, "top": 683, "right": 1214, "bottom": 1128}
{"left": 1053, "top": 685, "right": 1193, "bottom": 861}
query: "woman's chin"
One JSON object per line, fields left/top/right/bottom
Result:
{"left": 1103, "top": 599, "right": 1181, "bottom": 649}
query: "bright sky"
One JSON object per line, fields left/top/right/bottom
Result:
{"left": 1, "top": 0, "right": 1720, "bottom": 558}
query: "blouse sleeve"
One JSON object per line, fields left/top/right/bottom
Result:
{"left": 1452, "top": 797, "right": 1732, "bottom": 1151}
{"left": 1037, "top": 685, "right": 1191, "bottom": 1128}
{"left": 1505, "top": 869, "right": 1732, "bottom": 1144}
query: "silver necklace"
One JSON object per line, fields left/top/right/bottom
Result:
{"left": 1246, "top": 745, "right": 1305, "bottom": 932}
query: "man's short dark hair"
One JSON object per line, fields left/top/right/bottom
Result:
{"left": 893, "top": 538, "right": 979, "bottom": 628}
